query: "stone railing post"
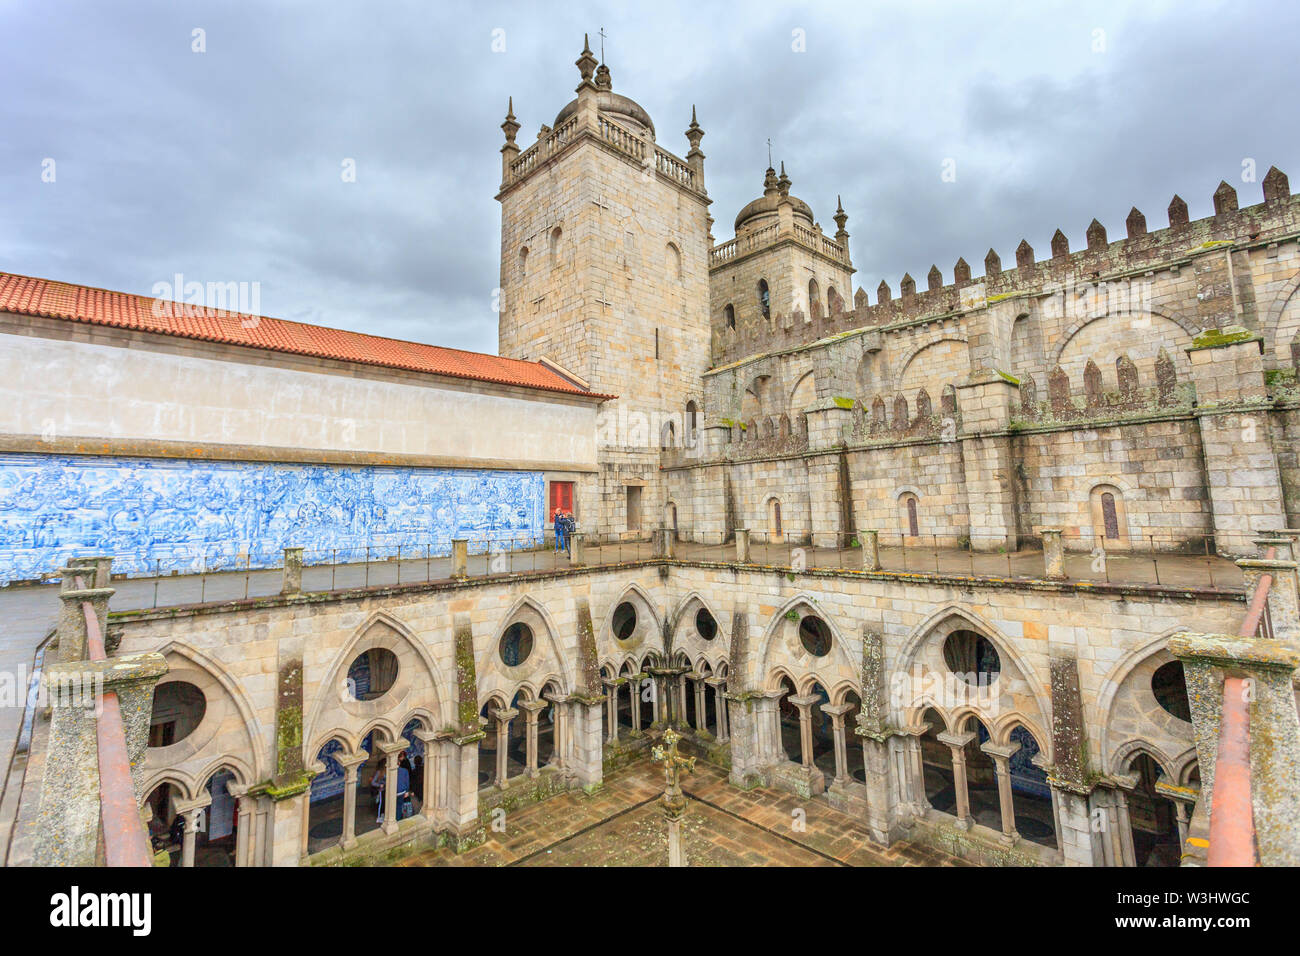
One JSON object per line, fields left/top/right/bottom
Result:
{"left": 451, "top": 538, "right": 468, "bottom": 578}
{"left": 735, "top": 528, "right": 750, "bottom": 563}
{"left": 281, "top": 547, "right": 304, "bottom": 595}
{"left": 1041, "top": 528, "right": 1065, "bottom": 580}
{"left": 1237, "top": 556, "right": 1300, "bottom": 646}
{"left": 569, "top": 532, "right": 584, "bottom": 565}
{"left": 858, "top": 530, "right": 880, "bottom": 571}
{"left": 1170, "top": 631, "right": 1300, "bottom": 866}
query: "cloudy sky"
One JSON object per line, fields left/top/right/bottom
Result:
{"left": 3, "top": 0, "right": 1298, "bottom": 355}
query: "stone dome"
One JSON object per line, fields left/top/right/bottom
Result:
{"left": 554, "top": 90, "right": 655, "bottom": 138}
{"left": 734, "top": 193, "right": 815, "bottom": 233}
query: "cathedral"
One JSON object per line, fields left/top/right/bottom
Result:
{"left": 5, "top": 36, "right": 1300, "bottom": 869}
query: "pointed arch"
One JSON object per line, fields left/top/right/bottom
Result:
{"left": 142, "top": 640, "right": 267, "bottom": 782}
{"left": 303, "top": 609, "right": 449, "bottom": 757}
{"left": 482, "top": 593, "right": 573, "bottom": 694}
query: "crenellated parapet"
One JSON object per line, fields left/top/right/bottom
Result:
{"left": 1013, "top": 350, "right": 1194, "bottom": 425}
{"left": 711, "top": 170, "right": 1299, "bottom": 367}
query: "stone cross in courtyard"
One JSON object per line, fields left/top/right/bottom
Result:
{"left": 651, "top": 727, "right": 696, "bottom": 866}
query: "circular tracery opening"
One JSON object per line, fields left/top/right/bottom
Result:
{"left": 942, "top": 630, "right": 1001, "bottom": 686}
{"left": 347, "top": 648, "right": 398, "bottom": 701}
{"left": 149, "top": 681, "right": 206, "bottom": 747}
{"left": 613, "top": 602, "right": 637, "bottom": 641}
{"left": 798, "top": 615, "right": 832, "bottom": 657}
{"left": 695, "top": 607, "right": 717, "bottom": 641}
{"left": 1151, "top": 661, "right": 1191, "bottom": 722}
{"left": 500, "top": 622, "right": 535, "bottom": 667}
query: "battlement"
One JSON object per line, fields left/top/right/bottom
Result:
{"left": 711, "top": 169, "right": 1299, "bottom": 366}
{"left": 1013, "top": 350, "right": 1195, "bottom": 426}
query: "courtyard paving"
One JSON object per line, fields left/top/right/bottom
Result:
{"left": 397, "top": 759, "right": 969, "bottom": 867}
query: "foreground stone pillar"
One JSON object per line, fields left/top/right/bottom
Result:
{"left": 1237, "top": 556, "right": 1300, "bottom": 646}
{"left": 35, "top": 649, "right": 167, "bottom": 867}
{"left": 1170, "top": 630, "right": 1300, "bottom": 865}
{"left": 1041, "top": 529, "right": 1065, "bottom": 579}
{"left": 858, "top": 530, "right": 880, "bottom": 571}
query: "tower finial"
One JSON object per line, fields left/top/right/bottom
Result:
{"left": 598, "top": 25, "right": 607, "bottom": 61}
{"left": 767, "top": 137, "right": 772, "bottom": 168}
{"left": 576, "top": 35, "right": 598, "bottom": 85}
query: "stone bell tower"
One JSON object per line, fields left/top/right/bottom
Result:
{"left": 496, "top": 36, "right": 713, "bottom": 534}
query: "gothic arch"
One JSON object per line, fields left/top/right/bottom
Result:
{"left": 141, "top": 640, "right": 267, "bottom": 783}
{"left": 304, "top": 610, "right": 448, "bottom": 756}
{"left": 1111, "top": 739, "right": 1176, "bottom": 781}
{"left": 139, "top": 769, "right": 196, "bottom": 806}
{"left": 755, "top": 594, "right": 855, "bottom": 693}
{"left": 1259, "top": 267, "right": 1300, "bottom": 360}
{"left": 893, "top": 604, "right": 1052, "bottom": 749}
{"left": 602, "top": 582, "right": 665, "bottom": 656}
{"left": 480, "top": 594, "right": 573, "bottom": 698}
{"left": 668, "top": 590, "right": 729, "bottom": 651}
{"left": 1097, "top": 629, "right": 1195, "bottom": 774}
{"left": 893, "top": 337, "right": 971, "bottom": 394}
{"left": 1048, "top": 309, "right": 1199, "bottom": 376}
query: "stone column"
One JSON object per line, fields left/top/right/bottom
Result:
{"left": 1041, "top": 529, "right": 1065, "bottom": 579}
{"left": 690, "top": 674, "right": 708, "bottom": 733}
{"left": 859, "top": 530, "right": 880, "bottom": 571}
{"left": 981, "top": 741, "right": 1021, "bottom": 844}
{"left": 570, "top": 532, "right": 584, "bottom": 565}
{"left": 820, "top": 703, "right": 852, "bottom": 784}
{"left": 706, "top": 677, "right": 729, "bottom": 742}
{"left": 337, "top": 753, "right": 368, "bottom": 849}
{"left": 519, "top": 700, "right": 547, "bottom": 777}
{"left": 222, "top": 782, "right": 252, "bottom": 867}
{"left": 787, "top": 694, "right": 819, "bottom": 770}
{"left": 175, "top": 796, "right": 211, "bottom": 867}
{"left": 937, "top": 731, "right": 976, "bottom": 830}
{"left": 902, "top": 726, "right": 931, "bottom": 815}
{"left": 491, "top": 710, "right": 517, "bottom": 789}
{"left": 379, "top": 737, "right": 409, "bottom": 835}
{"left": 545, "top": 692, "right": 571, "bottom": 773}
{"left": 629, "top": 674, "right": 646, "bottom": 732}
{"left": 735, "top": 528, "right": 750, "bottom": 563}
{"left": 451, "top": 538, "right": 468, "bottom": 577}
{"left": 281, "top": 547, "right": 304, "bottom": 594}
{"left": 672, "top": 669, "right": 690, "bottom": 729}
{"left": 413, "top": 729, "right": 444, "bottom": 820}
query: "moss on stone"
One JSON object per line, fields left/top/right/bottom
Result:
{"left": 1190, "top": 325, "right": 1258, "bottom": 350}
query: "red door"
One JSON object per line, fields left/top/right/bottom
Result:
{"left": 549, "top": 481, "right": 574, "bottom": 521}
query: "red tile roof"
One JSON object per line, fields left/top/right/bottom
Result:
{"left": 0, "top": 271, "right": 614, "bottom": 400}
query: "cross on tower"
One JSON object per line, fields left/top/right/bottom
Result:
{"left": 767, "top": 138, "right": 772, "bottom": 167}
{"left": 598, "top": 26, "right": 607, "bottom": 61}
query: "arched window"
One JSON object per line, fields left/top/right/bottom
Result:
{"left": 685, "top": 401, "right": 698, "bottom": 444}
{"left": 1101, "top": 493, "right": 1118, "bottom": 539}
{"left": 828, "top": 285, "right": 843, "bottom": 315}
{"left": 1090, "top": 484, "right": 1128, "bottom": 547}
{"left": 724, "top": 303, "right": 736, "bottom": 330}
{"left": 900, "top": 493, "right": 920, "bottom": 537}
{"left": 549, "top": 226, "right": 563, "bottom": 265}
{"left": 519, "top": 245, "right": 529, "bottom": 278}
{"left": 769, "top": 498, "right": 783, "bottom": 539}
{"left": 807, "top": 278, "right": 821, "bottom": 319}
{"left": 666, "top": 242, "right": 682, "bottom": 280}
{"left": 757, "top": 279, "right": 770, "bottom": 320}
{"left": 660, "top": 420, "right": 676, "bottom": 449}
